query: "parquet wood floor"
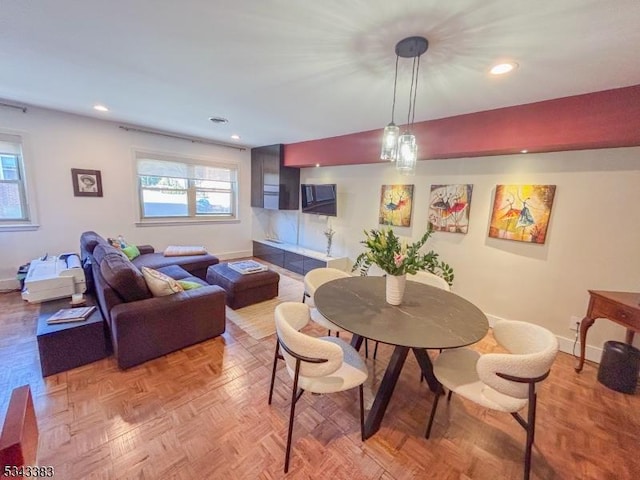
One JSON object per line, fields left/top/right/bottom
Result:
{"left": 1, "top": 264, "right": 639, "bottom": 479}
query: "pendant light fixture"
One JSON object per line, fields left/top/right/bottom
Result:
{"left": 380, "top": 36, "right": 428, "bottom": 175}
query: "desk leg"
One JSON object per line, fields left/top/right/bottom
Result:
{"left": 363, "top": 345, "right": 409, "bottom": 439}
{"left": 625, "top": 329, "right": 635, "bottom": 345}
{"left": 413, "top": 349, "right": 440, "bottom": 393}
{"left": 575, "top": 316, "right": 595, "bottom": 373}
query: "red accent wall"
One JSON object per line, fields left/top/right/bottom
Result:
{"left": 283, "top": 84, "right": 640, "bottom": 167}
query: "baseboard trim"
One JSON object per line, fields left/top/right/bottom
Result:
{"left": 216, "top": 250, "right": 253, "bottom": 261}
{"left": 0, "top": 277, "right": 20, "bottom": 293}
{"left": 485, "top": 313, "right": 603, "bottom": 364}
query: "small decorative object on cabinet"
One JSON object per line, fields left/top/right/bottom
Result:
{"left": 250, "top": 144, "right": 299, "bottom": 210}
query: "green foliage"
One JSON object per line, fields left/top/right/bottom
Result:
{"left": 351, "top": 226, "right": 454, "bottom": 285}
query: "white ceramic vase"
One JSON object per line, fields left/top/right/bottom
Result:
{"left": 385, "top": 274, "right": 406, "bottom": 305}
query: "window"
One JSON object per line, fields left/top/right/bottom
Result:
{"left": 135, "top": 152, "right": 238, "bottom": 223}
{"left": 0, "top": 133, "right": 31, "bottom": 224}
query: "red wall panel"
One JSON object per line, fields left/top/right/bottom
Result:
{"left": 284, "top": 84, "right": 640, "bottom": 167}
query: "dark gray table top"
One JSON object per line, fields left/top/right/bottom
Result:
{"left": 315, "top": 276, "right": 489, "bottom": 349}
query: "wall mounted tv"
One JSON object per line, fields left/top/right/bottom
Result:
{"left": 301, "top": 184, "right": 337, "bottom": 216}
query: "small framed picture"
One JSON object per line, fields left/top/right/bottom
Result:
{"left": 71, "top": 169, "right": 103, "bottom": 197}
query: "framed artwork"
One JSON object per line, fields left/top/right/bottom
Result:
{"left": 71, "top": 169, "right": 103, "bottom": 197}
{"left": 428, "top": 184, "right": 473, "bottom": 234}
{"left": 489, "top": 184, "right": 556, "bottom": 244}
{"left": 379, "top": 184, "right": 414, "bottom": 227}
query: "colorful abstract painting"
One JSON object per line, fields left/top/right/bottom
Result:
{"left": 489, "top": 185, "right": 556, "bottom": 243}
{"left": 379, "top": 184, "right": 414, "bottom": 227}
{"left": 428, "top": 184, "right": 473, "bottom": 234}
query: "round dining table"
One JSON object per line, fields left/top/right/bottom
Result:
{"left": 315, "top": 275, "right": 488, "bottom": 439}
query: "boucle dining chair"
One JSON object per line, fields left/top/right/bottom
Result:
{"left": 269, "top": 302, "right": 368, "bottom": 473}
{"left": 425, "top": 319, "right": 559, "bottom": 480}
{"left": 302, "top": 267, "right": 350, "bottom": 337}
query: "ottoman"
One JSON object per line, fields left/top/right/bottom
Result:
{"left": 206, "top": 263, "right": 280, "bottom": 309}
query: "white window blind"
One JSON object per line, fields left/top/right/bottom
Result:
{"left": 135, "top": 152, "right": 238, "bottom": 222}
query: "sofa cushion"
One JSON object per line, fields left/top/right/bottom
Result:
{"left": 100, "top": 253, "right": 152, "bottom": 302}
{"left": 141, "top": 267, "right": 185, "bottom": 297}
{"left": 155, "top": 265, "right": 192, "bottom": 280}
{"left": 132, "top": 252, "right": 219, "bottom": 277}
{"left": 93, "top": 243, "right": 127, "bottom": 266}
{"left": 80, "top": 231, "right": 108, "bottom": 255}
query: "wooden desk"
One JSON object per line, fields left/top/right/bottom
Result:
{"left": 575, "top": 290, "right": 640, "bottom": 372}
{"left": 315, "top": 276, "right": 488, "bottom": 439}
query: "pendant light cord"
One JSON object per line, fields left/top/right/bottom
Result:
{"left": 411, "top": 55, "right": 421, "bottom": 127}
{"left": 406, "top": 56, "right": 417, "bottom": 129}
{"left": 390, "top": 55, "right": 399, "bottom": 122}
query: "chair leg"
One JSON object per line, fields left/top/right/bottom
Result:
{"left": 359, "top": 384, "right": 365, "bottom": 441}
{"left": 447, "top": 390, "right": 453, "bottom": 402}
{"left": 284, "top": 361, "right": 302, "bottom": 473}
{"left": 268, "top": 342, "right": 280, "bottom": 405}
{"left": 364, "top": 339, "right": 369, "bottom": 359}
{"left": 523, "top": 390, "right": 538, "bottom": 480}
{"left": 373, "top": 341, "right": 379, "bottom": 359}
{"left": 425, "top": 388, "right": 441, "bottom": 439}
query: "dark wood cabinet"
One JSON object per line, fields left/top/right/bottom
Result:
{"left": 253, "top": 241, "right": 347, "bottom": 276}
{"left": 253, "top": 241, "right": 285, "bottom": 267}
{"left": 250, "top": 144, "right": 300, "bottom": 210}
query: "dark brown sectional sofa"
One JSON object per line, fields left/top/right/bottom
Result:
{"left": 80, "top": 231, "right": 226, "bottom": 369}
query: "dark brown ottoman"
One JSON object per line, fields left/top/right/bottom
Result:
{"left": 206, "top": 263, "right": 280, "bottom": 309}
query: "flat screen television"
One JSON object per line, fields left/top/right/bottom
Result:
{"left": 301, "top": 184, "right": 337, "bottom": 216}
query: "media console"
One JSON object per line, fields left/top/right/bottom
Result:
{"left": 253, "top": 240, "right": 348, "bottom": 275}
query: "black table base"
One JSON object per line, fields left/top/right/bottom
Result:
{"left": 352, "top": 334, "right": 441, "bottom": 439}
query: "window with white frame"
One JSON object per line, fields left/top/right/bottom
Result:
{"left": 0, "top": 133, "right": 31, "bottom": 224}
{"left": 135, "top": 152, "right": 238, "bottom": 222}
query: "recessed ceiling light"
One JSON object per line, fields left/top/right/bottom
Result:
{"left": 209, "top": 116, "right": 229, "bottom": 124}
{"left": 230, "top": 134, "right": 240, "bottom": 140}
{"left": 490, "top": 62, "right": 518, "bottom": 75}
{"left": 315, "top": 163, "right": 320, "bottom": 167}
{"left": 93, "top": 104, "right": 109, "bottom": 112}
{"left": 521, "top": 149, "right": 528, "bottom": 154}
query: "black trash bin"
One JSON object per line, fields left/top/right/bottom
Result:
{"left": 597, "top": 341, "right": 640, "bottom": 394}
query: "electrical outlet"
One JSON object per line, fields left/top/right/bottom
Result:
{"left": 569, "top": 315, "right": 581, "bottom": 331}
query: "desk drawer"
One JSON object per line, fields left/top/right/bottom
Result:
{"left": 592, "top": 298, "right": 640, "bottom": 331}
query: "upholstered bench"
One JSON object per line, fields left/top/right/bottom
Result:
{"left": 206, "top": 263, "right": 280, "bottom": 309}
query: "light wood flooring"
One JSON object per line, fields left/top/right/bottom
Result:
{"left": 1, "top": 264, "right": 639, "bottom": 479}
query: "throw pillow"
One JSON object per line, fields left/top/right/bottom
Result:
{"left": 122, "top": 244, "right": 141, "bottom": 261}
{"left": 141, "top": 267, "right": 184, "bottom": 297}
{"left": 164, "top": 245, "right": 207, "bottom": 257}
{"left": 177, "top": 280, "right": 203, "bottom": 290}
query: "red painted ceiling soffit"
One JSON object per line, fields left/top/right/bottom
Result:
{"left": 283, "top": 84, "right": 640, "bottom": 168}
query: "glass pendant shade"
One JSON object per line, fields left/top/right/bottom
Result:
{"left": 396, "top": 133, "right": 417, "bottom": 174}
{"left": 380, "top": 122, "right": 400, "bottom": 161}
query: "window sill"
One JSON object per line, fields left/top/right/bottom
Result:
{"left": 135, "top": 218, "right": 240, "bottom": 227}
{"left": 0, "top": 224, "right": 40, "bottom": 232}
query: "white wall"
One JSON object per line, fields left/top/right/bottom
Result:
{"left": 0, "top": 106, "right": 253, "bottom": 287}
{"left": 256, "top": 147, "right": 640, "bottom": 356}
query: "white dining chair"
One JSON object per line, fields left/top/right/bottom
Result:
{"left": 302, "top": 267, "right": 350, "bottom": 336}
{"left": 425, "top": 319, "right": 559, "bottom": 480}
{"left": 269, "top": 302, "right": 368, "bottom": 473}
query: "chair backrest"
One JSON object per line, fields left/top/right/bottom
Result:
{"left": 408, "top": 271, "right": 450, "bottom": 291}
{"left": 477, "top": 320, "right": 558, "bottom": 399}
{"left": 274, "top": 302, "right": 343, "bottom": 378}
{"left": 304, "top": 268, "right": 350, "bottom": 297}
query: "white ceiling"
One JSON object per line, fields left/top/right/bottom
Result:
{"left": 2, "top": 0, "right": 640, "bottom": 148}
